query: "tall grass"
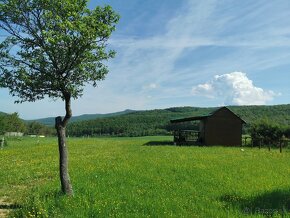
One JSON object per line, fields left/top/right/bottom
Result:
{"left": 1, "top": 136, "right": 290, "bottom": 217}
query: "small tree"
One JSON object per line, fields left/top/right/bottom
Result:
{"left": 0, "top": 0, "right": 119, "bottom": 195}
{"left": 0, "top": 112, "right": 26, "bottom": 134}
{"left": 250, "top": 119, "right": 283, "bottom": 146}
{"left": 4, "top": 112, "right": 27, "bottom": 133}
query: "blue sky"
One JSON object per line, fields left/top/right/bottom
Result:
{"left": 1, "top": 0, "right": 290, "bottom": 119}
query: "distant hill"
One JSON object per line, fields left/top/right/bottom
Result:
{"left": 0, "top": 111, "right": 7, "bottom": 116}
{"left": 29, "top": 109, "right": 135, "bottom": 126}
{"left": 66, "top": 104, "right": 290, "bottom": 137}
{"left": 4, "top": 104, "right": 290, "bottom": 136}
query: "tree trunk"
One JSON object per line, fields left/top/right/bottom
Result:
{"left": 55, "top": 93, "right": 73, "bottom": 196}
{"left": 55, "top": 117, "right": 73, "bottom": 195}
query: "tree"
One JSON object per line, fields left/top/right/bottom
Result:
{"left": 26, "top": 121, "right": 54, "bottom": 136}
{"left": 250, "top": 119, "right": 283, "bottom": 146}
{"left": 0, "top": 112, "right": 26, "bottom": 134}
{"left": 4, "top": 112, "right": 27, "bottom": 133}
{"left": 0, "top": 0, "right": 119, "bottom": 195}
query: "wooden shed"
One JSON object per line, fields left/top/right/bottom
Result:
{"left": 170, "top": 107, "right": 246, "bottom": 146}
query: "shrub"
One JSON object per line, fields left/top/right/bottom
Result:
{"left": 250, "top": 119, "right": 284, "bottom": 146}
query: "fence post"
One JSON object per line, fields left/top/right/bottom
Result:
{"left": 0, "top": 137, "right": 4, "bottom": 149}
{"left": 279, "top": 141, "right": 282, "bottom": 153}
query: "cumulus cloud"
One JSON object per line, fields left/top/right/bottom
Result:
{"left": 191, "top": 72, "right": 279, "bottom": 105}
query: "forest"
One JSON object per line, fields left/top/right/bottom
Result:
{"left": 66, "top": 104, "right": 290, "bottom": 137}
{"left": 1, "top": 104, "right": 290, "bottom": 137}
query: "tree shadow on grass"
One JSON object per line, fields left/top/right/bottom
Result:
{"left": 0, "top": 203, "right": 21, "bottom": 210}
{"left": 143, "top": 141, "right": 174, "bottom": 146}
{"left": 220, "top": 189, "right": 290, "bottom": 216}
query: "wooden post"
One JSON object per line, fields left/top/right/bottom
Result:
{"left": 1, "top": 137, "right": 4, "bottom": 149}
{"left": 279, "top": 141, "right": 282, "bottom": 153}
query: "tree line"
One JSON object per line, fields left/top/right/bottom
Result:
{"left": 249, "top": 119, "right": 290, "bottom": 147}
{"left": 2, "top": 104, "right": 290, "bottom": 138}
{"left": 0, "top": 113, "right": 54, "bottom": 136}
{"left": 67, "top": 105, "right": 290, "bottom": 137}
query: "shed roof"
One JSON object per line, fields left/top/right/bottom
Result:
{"left": 170, "top": 106, "right": 246, "bottom": 124}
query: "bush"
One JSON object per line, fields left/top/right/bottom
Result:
{"left": 250, "top": 119, "right": 284, "bottom": 146}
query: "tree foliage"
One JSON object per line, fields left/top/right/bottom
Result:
{"left": 0, "top": 0, "right": 119, "bottom": 103}
{"left": 0, "top": 112, "right": 26, "bottom": 134}
{"left": 0, "top": 113, "right": 53, "bottom": 136}
{"left": 26, "top": 121, "right": 54, "bottom": 136}
{"left": 249, "top": 119, "right": 284, "bottom": 146}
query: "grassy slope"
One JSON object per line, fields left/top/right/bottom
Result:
{"left": 1, "top": 137, "right": 290, "bottom": 217}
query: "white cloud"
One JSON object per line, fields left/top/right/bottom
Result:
{"left": 142, "top": 83, "right": 158, "bottom": 90}
{"left": 191, "top": 72, "right": 279, "bottom": 105}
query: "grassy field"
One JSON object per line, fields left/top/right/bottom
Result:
{"left": 1, "top": 136, "right": 290, "bottom": 217}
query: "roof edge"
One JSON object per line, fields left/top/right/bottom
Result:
{"left": 170, "top": 106, "right": 247, "bottom": 124}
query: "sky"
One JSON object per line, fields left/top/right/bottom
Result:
{"left": 1, "top": 0, "right": 290, "bottom": 119}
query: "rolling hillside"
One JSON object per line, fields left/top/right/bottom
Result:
{"left": 65, "top": 104, "right": 290, "bottom": 137}
{"left": 29, "top": 109, "right": 135, "bottom": 126}
{"left": 2, "top": 104, "right": 290, "bottom": 136}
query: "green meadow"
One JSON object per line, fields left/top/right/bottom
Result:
{"left": 1, "top": 136, "right": 290, "bottom": 217}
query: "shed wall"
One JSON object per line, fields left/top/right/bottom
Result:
{"left": 204, "top": 108, "right": 242, "bottom": 146}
